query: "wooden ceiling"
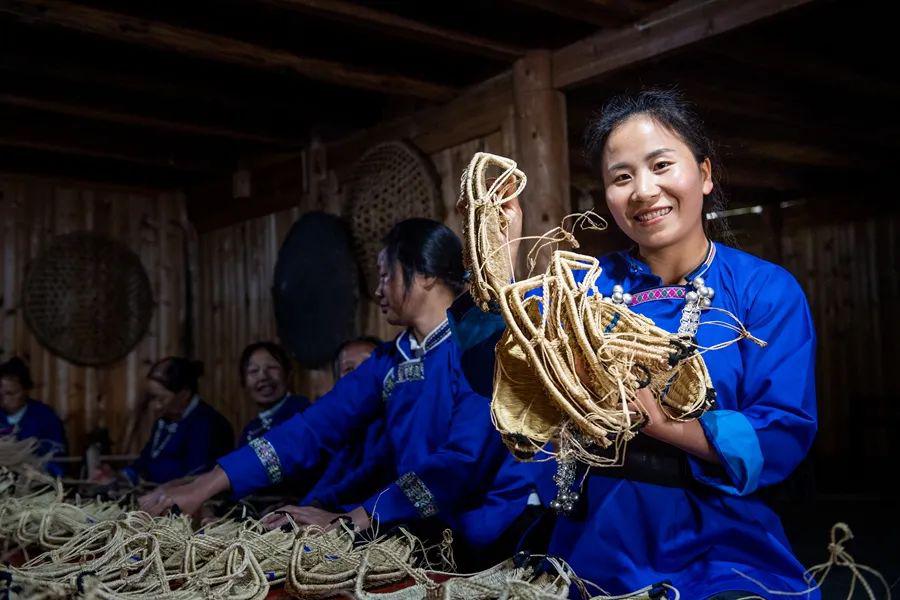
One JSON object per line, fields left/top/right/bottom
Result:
{"left": 0, "top": 0, "right": 673, "bottom": 187}
{"left": 565, "top": 0, "right": 898, "bottom": 210}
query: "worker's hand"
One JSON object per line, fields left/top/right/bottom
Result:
{"left": 139, "top": 483, "right": 202, "bottom": 516}
{"left": 456, "top": 174, "right": 524, "bottom": 274}
{"left": 89, "top": 463, "right": 115, "bottom": 484}
{"left": 138, "top": 467, "right": 230, "bottom": 517}
{"left": 629, "top": 386, "right": 668, "bottom": 433}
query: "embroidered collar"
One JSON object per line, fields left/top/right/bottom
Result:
{"left": 257, "top": 395, "right": 288, "bottom": 423}
{"left": 151, "top": 394, "right": 201, "bottom": 457}
{"left": 396, "top": 319, "right": 452, "bottom": 361}
{"left": 619, "top": 241, "right": 716, "bottom": 287}
{"left": 4, "top": 403, "right": 28, "bottom": 427}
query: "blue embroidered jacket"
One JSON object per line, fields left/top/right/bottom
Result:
{"left": 534, "top": 243, "right": 819, "bottom": 598}
{"left": 0, "top": 399, "right": 67, "bottom": 477}
{"left": 239, "top": 394, "right": 310, "bottom": 446}
{"left": 124, "top": 397, "right": 234, "bottom": 484}
{"left": 218, "top": 321, "right": 534, "bottom": 549}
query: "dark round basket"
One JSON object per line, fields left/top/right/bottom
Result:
{"left": 272, "top": 212, "right": 360, "bottom": 369}
{"left": 21, "top": 232, "right": 154, "bottom": 366}
{"left": 345, "top": 141, "right": 443, "bottom": 296}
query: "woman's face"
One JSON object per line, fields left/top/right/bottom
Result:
{"left": 0, "top": 377, "right": 27, "bottom": 415}
{"left": 145, "top": 378, "right": 190, "bottom": 422}
{"left": 601, "top": 115, "right": 713, "bottom": 251}
{"left": 244, "top": 349, "right": 288, "bottom": 406}
{"left": 375, "top": 250, "right": 429, "bottom": 327}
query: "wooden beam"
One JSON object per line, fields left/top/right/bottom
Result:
{"left": 513, "top": 51, "right": 570, "bottom": 274}
{"left": 0, "top": 53, "right": 302, "bottom": 115}
{"left": 327, "top": 72, "right": 514, "bottom": 170}
{"left": 552, "top": 0, "right": 816, "bottom": 89}
{"left": 1, "top": 0, "right": 457, "bottom": 101}
{"left": 260, "top": 0, "right": 526, "bottom": 61}
{"left": 718, "top": 136, "right": 869, "bottom": 170}
{"left": 506, "top": 0, "right": 633, "bottom": 27}
{"left": 0, "top": 138, "right": 214, "bottom": 172}
{"left": 706, "top": 44, "right": 900, "bottom": 101}
{"left": 0, "top": 94, "right": 300, "bottom": 147}
{"left": 187, "top": 155, "right": 305, "bottom": 233}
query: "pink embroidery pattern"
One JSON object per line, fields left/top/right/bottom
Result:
{"left": 628, "top": 286, "right": 686, "bottom": 306}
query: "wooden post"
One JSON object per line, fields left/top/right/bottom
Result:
{"left": 513, "top": 50, "right": 570, "bottom": 275}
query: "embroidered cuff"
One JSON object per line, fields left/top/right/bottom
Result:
{"left": 397, "top": 471, "right": 438, "bottom": 518}
{"left": 249, "top": 437, "right": 283, "bottom": 484}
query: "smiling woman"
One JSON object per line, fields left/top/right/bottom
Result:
{"left": 237, "top": 341, "right": 310, "bottom": 445}
{"left": 524, "top": 89, "right": 820, "bottom": 598}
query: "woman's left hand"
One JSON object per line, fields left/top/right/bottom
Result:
{"left": 630, "top": 386, "right": 671, "bottom": 436}
{"left": 630, "top": 386, "right": 720, "bottom": 465}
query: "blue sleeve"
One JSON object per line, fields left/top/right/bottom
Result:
{"left": 218, "top": 352, "right": 386, "bottom": 499}
{"left": 39, "top": 409, "right": 67, "bottom": 478}
{"left": 238, "top": 421, "right": 255, "bottom": 446}
{"left": 689, "top": 268, "right": 817, "bottom": 496}
{"left": 311, "top": 421, "right": 394, "bottom": 510}
{"left": 123, "top": 436, "right": 152, "bottom": 484}
{"left": 361, "top": 358, "right": 505, "bottom": 526}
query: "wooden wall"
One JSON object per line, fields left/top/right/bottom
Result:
{"left": 778, "top": 206, "right": 899, "bottom": 485}
{"left": 0, "top": 175, "right": 189, "bottom": 456}
{"left": 196, "top": 206, "right": 303, "bottom": 435}
{"left": 194, "top": 124, "right": 515, "bottom": 436}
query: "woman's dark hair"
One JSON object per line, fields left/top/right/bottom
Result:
{"left": 147, "top": 356, "right": 204, "bottom": 395}
{"left": 332, "top": 336, "right": 383, "bottom": 379}
{"left": 382, "top": 218, "right": 466, "bottom": 296}
{"left": 583, "top": 88, "right": 732, "bottom": 243}
{"left": 238, "top": 341, "right": 292, "bottom": 387}
{"left": 0, "top": 357, "right": 34, "bottom": 390}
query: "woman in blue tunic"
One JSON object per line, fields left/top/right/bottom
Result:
{"left": 502, "top": 90, "right": 818, "bottom": 599}
{"left": 237, "top": 341, "right": 310, "bottom": 446}
{"left": 124, "top": 357, "right": 234, "bottom": 485}
{"left": 0, "top": 357, "right": 67, "bottom": 477}
{"left": 142, "top": 219, "right": 535, "bottom": 561}
{"left": 291, "top": 336, "right": 389, "bottom": 510}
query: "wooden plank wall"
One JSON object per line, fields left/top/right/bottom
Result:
{"left": 194, "top": 125, "right": 514, "bottom": 437}
{"left": 779, "top": 209, "right": 899, "bottom": 466}
{"left": 0, "top": 175, "right": 189, "bottom": 456}
{"left": 195, "top": 206, "right": 303, "bottom": 436}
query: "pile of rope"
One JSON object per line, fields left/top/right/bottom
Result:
{"left": 0, "top": 436, "right": 51, "bottom": 473}
{"left": 459, "top": 152, "right": 755, "bottom": 465}
{"left": 0, "top": 473, "right": 580, "bottom": 600}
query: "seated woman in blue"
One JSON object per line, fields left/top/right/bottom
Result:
{"left": 123, "top": 357, "right": 234, "bottom": 485}
{"left": 501, "top": 90, "right": 818, "bottom": 599}
{"left": 141, "top": 219, "right": 535, "bottom": 558}
{"left": 291, "top": 336, "right": 389, "bottom": 510}
{"left": 238, "top": 341, "right": 310, "bottom": 446}
{"left": 0, "top": 357, "right": 67, "bottom": 477}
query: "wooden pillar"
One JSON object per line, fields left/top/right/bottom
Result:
{"left": 513, "top": 50, "right": 570, "bottom": 275}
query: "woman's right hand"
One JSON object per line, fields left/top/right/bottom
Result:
{"left": 456, "top": 174, "right": 525, "bottom": 274}
{"left": 138, "top": 467, "right": 230, "bottom": 516}
{"left": 89, "top": 463, "right": 116, "bottom": 484}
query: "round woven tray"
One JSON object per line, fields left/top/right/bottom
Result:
{"left": 21, "top": 232, "right": 154, "bottom": 366}
{"left": 345, "top": 141, "right": 443, "bottom": 296}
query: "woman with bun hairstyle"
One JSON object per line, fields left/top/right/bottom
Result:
{"left": 123, "top": 357, "right": 233, "bottom": 485}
